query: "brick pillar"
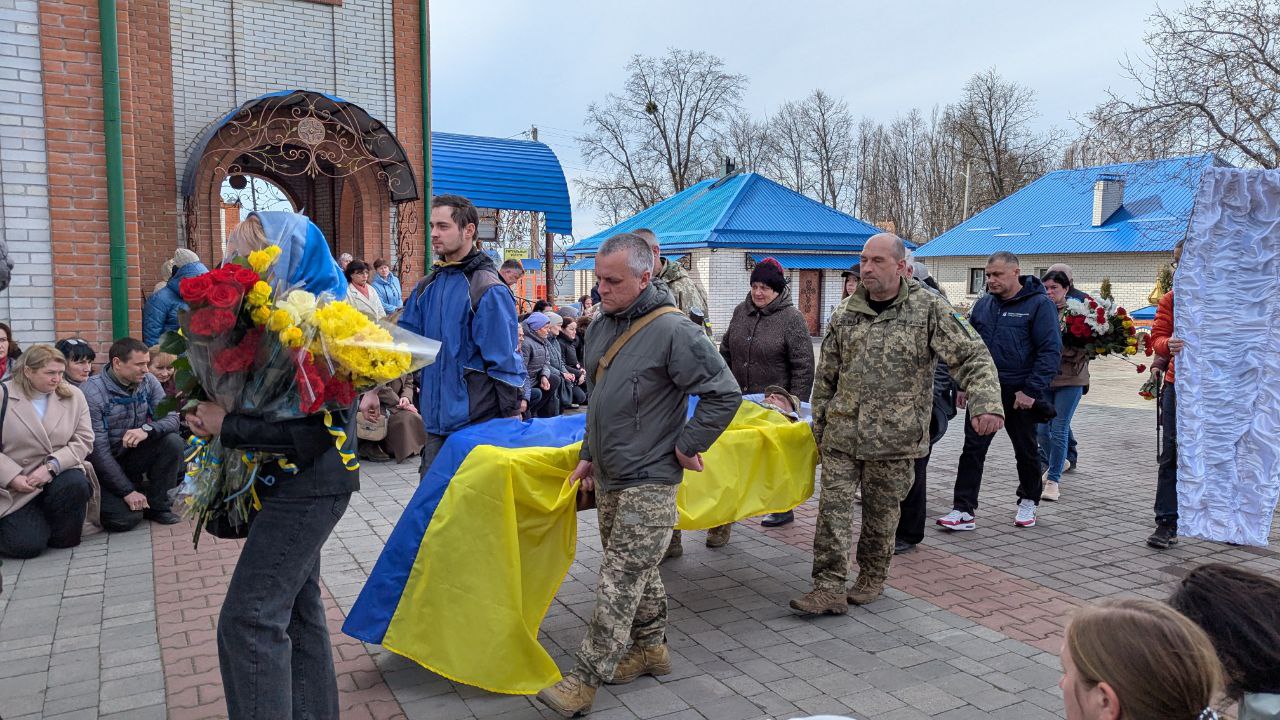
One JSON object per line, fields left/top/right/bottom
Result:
{"left": 40, "top": 0, "right": 143, "bottom": 347}
{"left": 392, "top": 0, "right": 425, "bottom": 284}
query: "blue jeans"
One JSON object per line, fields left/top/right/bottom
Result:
{"left": 1036, "top": 386, "right": 1084, "bottom": 484}
{"left": 217, "top": 493, "right": 350, "bottom": 719}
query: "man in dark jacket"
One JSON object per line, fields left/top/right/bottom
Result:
{"left": 938, "top": 251, "right": 1061, "bottom": 532}
{"left": 82, "top": 337, "right": 184, "bottom": 530}
{"left": 142, "top": 249, "right": 208, "bottom": 346}
{"left": 537, "top": 233, "right": 740, "bottom": 717}
{"left": 399, "top": 195, "right": 526, "bottom": 475}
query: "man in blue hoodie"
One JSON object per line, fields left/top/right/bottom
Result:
{"left": 938, "top": 251, "right": 1061, "bottom": 531}
{"left": 398, "top": 195, "right": 525, "bottom": 476}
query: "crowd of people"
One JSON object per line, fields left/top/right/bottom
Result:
{"left": 0, "top": 191, "right": 1252, "bottom": 720}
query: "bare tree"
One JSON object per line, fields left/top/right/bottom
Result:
{"left": 577, "top": 49, "right": 747, "bottom": 220}
{"left": 1086, "top": 0, "right": 1280, "bottom": 169}
{"left": 720, "top": 115, "right": 773, "bottom": 173}
{"left": 801, "top": 90, "right": 856, "bottom": 211}
{"left": 766, "top": 100, "right": 813, "bottom": 194}
{"left": 945, "top": 68, "right": 1059, "bottom": 213}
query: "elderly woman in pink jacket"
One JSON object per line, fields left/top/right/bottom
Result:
{"left": 0, "top": 344, "right": 94, "bottom": 558}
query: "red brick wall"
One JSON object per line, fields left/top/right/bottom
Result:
{"left": 40, "top": 0, "right": 143, "bottom": 348}
{"left": 392, "top": 0, "right": 426, "bottom": 284}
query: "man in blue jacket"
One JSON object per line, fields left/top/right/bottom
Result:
{"left": 938, "top": 251, "right": 1061, "bottom": 531}
{"left": 398, "top": 195, "right": 525, "bottom": 475}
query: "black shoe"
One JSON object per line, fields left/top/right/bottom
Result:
{"left": 144, "top": 509, "right": 182, "bottom": 525}
{"left": 1146, "top": 523, "right": 1178, "bottom": 549}
{"left": 760, "top": 511, "right": 795, "bottom": 528}
{"left": 894, "top": 540, "right": 917, "bottom": 554}
{"left": 1066, "top": 460, "right": 1078, "bottom": 473}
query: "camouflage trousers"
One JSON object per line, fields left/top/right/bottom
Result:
{"left": 812, "top": 448, "right": 914, "bottom": 592}
{"left": 573, "top": 483, "right": 679, "bottom": 686}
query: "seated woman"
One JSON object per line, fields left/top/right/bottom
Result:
{"left": 345, "top": 260, "right": 387, "bottom": 322}
{"left": 1061, "top": 598, "right": 1223, "bottom": 720}
{"left": 359, "top": 373, "right": 427, "bottom": 463}
{"left": 0, "top": 345, "right": 95, "bottom": 558}
{"left": 1169, "top": 564, "right": 1280, "bottom": 720}
{"left": 55, "top": 338, "right": 97, "bottom": 388}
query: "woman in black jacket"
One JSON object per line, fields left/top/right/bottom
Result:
{"left": 190, "top": 403, "right": 359, "bottom": 719}
{"left": 718, "top": 258, "right": 816, "bottom": 530}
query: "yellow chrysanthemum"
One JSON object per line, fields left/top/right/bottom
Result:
{"left": 247, "top": 245, "right": 282, "bottom": 274}
{"left": 268, "top": 309, "right": 294, "bottom": 333}
{"left": 311, "top": 300, "right": 413, "bottom": 387}
{"left": 279, "top": 326, "right": 305, "bottom": 348}
{"left": 250, "top": 305, "right": 271, "bottom": 326}
{"left": 246, "top": 281, "right": 273, "bottom": 308}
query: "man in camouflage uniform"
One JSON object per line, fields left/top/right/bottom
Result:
{"left": 631, "top": 228, "right": 728, "bottom": 558}
{"left": 791, "top": 234, "right": 1005, "bottom": 614}
{"left": 536, "top": 233, "right": 740, "bottom": 717}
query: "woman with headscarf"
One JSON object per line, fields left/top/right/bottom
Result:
{"left": 718, "top": 257, "right": 815, "bottom": 532}
{"left": 190, "top": 211, "right": 358, "bottom": 718}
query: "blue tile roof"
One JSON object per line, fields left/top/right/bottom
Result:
{"left": 567, "top": 173, "right": 882, "bottom": 255}
{"left": 914, "top": 155, "right": 1231, "bottom": 258}
{"left": 433, "top": 132, "right": 573, "bottom": 235}
{"left": 750, "top": 253, "right": 861, "bottom": 270}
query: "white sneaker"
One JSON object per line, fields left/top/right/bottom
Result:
{"left": 1014, "top": 499, "right": 1037, "bottom": 527}
{"left": 936, "top": 510, "right": 976, "bottom": 531}
{"left": 1042, "top": 481, "right": 1060, "bottom": 502}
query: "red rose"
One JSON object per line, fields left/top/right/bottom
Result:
{"left": 227, "top": 264, "right": 261, "bottom": 292}
{"left": 207, "top": 281, "right": 242, "bottom": 309}
{"left": 214, "top": 345, "right": 254, "bottom": 374}
{"left": 189, "top": 306, "right": 237, "bottom": 336}
{"left": 179, "top": 274, "right": 214, "bottom": 304}
{"left": 295, "top": 351, "right": 327, "bottom": 414}
{"left": 1136, "top": 364, "right": 1147, "bottom": 373}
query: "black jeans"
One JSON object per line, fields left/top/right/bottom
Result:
{"left": 1154, "top": 384, "right": 1178, "bottom": 524}
{"left": 417, "top": 431, "right": 448, "bottom": 478}
{"left": 218, "top": 493, "right": 350, "bottom": 720}
{"left": 952, "top": 387, "right": 1043, "bottom": 514}
{"left": 97, "top": 431, "right": 185, "bottom": 532}
{"left": 0, "top": 469, "right": 91, "bottom": 559}
{"left": 527, "top": 375, "right": 562, "bottom": 418}
{"left": 895, "top": 454, "right": 931, "bottom": 545}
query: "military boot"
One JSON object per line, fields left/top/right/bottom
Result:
{"left": 846, "top": 578, "right": 883, "bottom": 606}
{"left": 536, "top": 674, "right": 596, "bottom": 718}
{"left": 789, "top": 589, "right": 848, "bottom": 615}
{"left": 705, "top": 524, "right": 732, "bottom": 548}
{"left": 662, "top": 531, "right": 683, "bottom": 561}
{"left": 608, "top": 643, "right": 672, "bottom": 684}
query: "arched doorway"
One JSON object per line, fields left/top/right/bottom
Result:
{"left": 182, "top": 90, "right": 419, "bottom": 273}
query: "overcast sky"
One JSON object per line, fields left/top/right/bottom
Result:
{"left": 429, "top": 1, "right": 1178, "bottom": 239}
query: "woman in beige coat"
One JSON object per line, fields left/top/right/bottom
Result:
{"left": 0, "top": 344, "right": 94, "bottom": 558}
{"left": 344, "top": 260, "right": 387, "bottom": 322}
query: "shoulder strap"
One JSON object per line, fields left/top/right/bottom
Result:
{"left": 595, "top": 306, "right": 682, "bottom": 384}
{"left": 0, "top": 383, "right": 8, "bottom": 452}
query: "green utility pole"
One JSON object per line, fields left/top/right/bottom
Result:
{"left": 99, "top": 0, "right": 129, "bottom": 338}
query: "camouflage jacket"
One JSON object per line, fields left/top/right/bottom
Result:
{"left": 657, "top": 259, "right": 712, "bottom": 335}
{"left": 812, "top": 278, "right": 1003, "bottom": 461}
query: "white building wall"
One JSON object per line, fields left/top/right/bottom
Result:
{"left": 926, "top": 253, "right": 1167, "bottom": 312}
{"left": 171, "top": 0, "right": 398, "bottom": 242}
{"left": 0, "top": 0, "right": 54, "bottom": 342}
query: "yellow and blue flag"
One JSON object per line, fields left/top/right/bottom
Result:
{"left": 342, "top": 399, "right": 816, "bottom": 694}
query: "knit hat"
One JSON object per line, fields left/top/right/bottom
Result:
{"left": 559, "top": 306, "right": 581, "bottom": 319}
{"left": 912, "top": 262, "right": 930, "bottom": 281}
{"left": 544, "top": 311, "right": 563, "bottom": 327}
{"left": 750, "top": 257, "right": 786, "bottom": 294}
{"left": 526, "top": 312, "right": 549, "bottom": 331}
{"left": 842, "top": 263, "right": 861, "bottom": 279}
{"left": 173, "top": 248, "right": 200, "bottom": 268}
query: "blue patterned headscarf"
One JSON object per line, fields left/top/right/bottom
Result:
{"left": 250, "top": 211, "right": 348, "bottom": 300}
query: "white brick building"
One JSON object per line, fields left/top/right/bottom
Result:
{"left": 915, "top": 155, "right": 1228, "bottom": 314}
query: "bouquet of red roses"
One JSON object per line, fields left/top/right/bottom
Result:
{"left": 1060, "top": 295, "right": 1140, "bottom": 358}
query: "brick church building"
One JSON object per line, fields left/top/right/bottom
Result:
{"left": 0, "top": 0, "right": 432, "bottom": 348}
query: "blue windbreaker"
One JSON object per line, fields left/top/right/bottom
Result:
{"left": 967, "top": 274, "right": 1062, "bottom": 399}
{"left": 399, "top": 250, "right": 525, "bottom": 435}
{"left": 372, "top": 273, "right": 403, "bottom": 314}
{"left": 142, "top": 261, "right": 209, "bottom": 345}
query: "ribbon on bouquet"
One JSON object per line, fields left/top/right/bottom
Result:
{"left": 323, "top": 410, "right": 360, "bottom": 471}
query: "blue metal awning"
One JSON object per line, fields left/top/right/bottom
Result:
{"left": 566, "top": 254, "right": 686, "bottom": 272}
{"left": 1130, "top": 304, "right": 1158, "bottom": 320}
{"left": 521, "top": 258, "right": 543, "bottom": 271}
{"left": 750, "top": 253, "right": 861, "bottom": 270}
{"left": 433, "top": 132, "right": 572, "bottom": 235}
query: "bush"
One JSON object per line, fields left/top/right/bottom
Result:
{"left": 1100, "top": 277, "right": 1114, "bottom": 301}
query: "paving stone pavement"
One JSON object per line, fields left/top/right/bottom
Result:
{"left": 1, "top": 357, "right": 1277, "bottom": 719}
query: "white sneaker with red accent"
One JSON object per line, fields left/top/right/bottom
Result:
{"left": 1014, "top": 499, "right": 1037, "bottom": 527}
{"left": 936, "top": 510, "right": 976, "bottom": 531}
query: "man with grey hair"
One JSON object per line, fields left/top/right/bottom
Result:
{"left": 632, "top": 227, "right": 718, "bottom": 557}
{"left": 537, "top": 233, "right": 740, "bottom": 716}
{"left": 938, "top": 250, "right": 1061, "bottom": 532}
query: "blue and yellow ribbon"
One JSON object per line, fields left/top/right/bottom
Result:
{"left": 323, "top": 410, "right": 360, "bottom": 471}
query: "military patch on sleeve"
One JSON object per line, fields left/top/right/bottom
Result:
{"left": 952, "top": 312, "right": 980, "bottom": 340}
